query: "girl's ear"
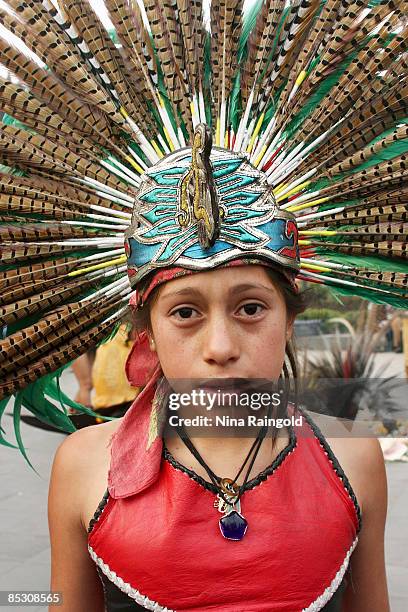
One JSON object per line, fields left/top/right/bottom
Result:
{"left": 147, "top": 331, "right": 156, "bottom": 352}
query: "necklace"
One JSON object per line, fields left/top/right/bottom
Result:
{"left": 174, "top": 424, "right": 268, "bottom": 541}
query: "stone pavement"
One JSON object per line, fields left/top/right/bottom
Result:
{"left": 0, "top": 355, "right": 407, "bottom": 612}
{"left": 0, "top": 411, "right": 65, "bottom": 612}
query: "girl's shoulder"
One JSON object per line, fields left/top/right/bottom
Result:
{"left": 327, "top": 435, "right": 385, "bottom": 514}
{"left": 51, "top": 417, "right": 124, "bottom": 530}
{"left": 55, "top": 416, "right": 124, "bottom": 462}
{"left": 305, "top": 410, "right": 385, "bottom": 515}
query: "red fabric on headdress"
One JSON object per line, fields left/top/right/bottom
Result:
{"left": 108, "top": 362, "right": 163, "bottom": 499}
{"left": 125, "top": 330, "right": 160, "bottom": 388}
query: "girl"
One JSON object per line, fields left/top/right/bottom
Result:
{"left": 48, "top": 243, "right": 389, "bottom": 611}
{"left": 0, "top": 1, "right": 404, "bottom": 610}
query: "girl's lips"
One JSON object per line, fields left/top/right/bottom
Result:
{"left": 195, "top": 382, "right": 253, "bottom": 399}
{"left": 193, "top": 379, "right": 276, "bottom": 397}
{"left": 197, "top": 378, "right": 252, "bottom": 390}
{"left": 199, "top": 386, "right": 241, "bottom": 395}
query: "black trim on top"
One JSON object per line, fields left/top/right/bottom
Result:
{"left": 297, "top": 405, "right": 362, "bottom": 533}
{"left": 88, "top": 488, "right": 110, "bottom": 534}
{"left": 162, "top": 424, "right": 297, "bottom": 495}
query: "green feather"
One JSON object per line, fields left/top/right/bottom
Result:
{"left": 13, "top": 393, "right": 40, "bottom": 472}
{"left": 348, "top": 138, "right": 408, "bottom": 173}
{"left": 204, "top": 32, "right": 212, "bottom": 126}
{"left": 20, "top": 364, "right": 115, "bottom": 426}
{"left": 0, "top": 397, "right": 18, "bottom": 449}
{"left": 0, "top": 163, "right": 26, "bottom": 176}
{"left": 331, "top": 285, "right": 408, "bottom": 309}
{"left": 108, "top": 28, "right": 119, "bottom": 45}
{"left": 238, "top": 0, "right": 264, "bottom": 63}
{"left": 369, "top": 0, "right": 392, "bottom": 7}
{"left": 315, "top": 252, "right": 408, "bottom": 274}
{"left": 2, "top": 113, "right": 27, "bottom": 130}
{"left": 284, "top": 56, "right": 355, "bottom": 140}
{"left": 316, "top": 198, "right": 358, "bottom": 212}
{"left": 229, "top": 73, "right": 242, "bottom": 133}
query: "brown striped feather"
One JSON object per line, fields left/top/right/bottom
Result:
{"left": 0, "top": 311, "right": 125, "bottom": 399}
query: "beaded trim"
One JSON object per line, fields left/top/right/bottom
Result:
{"left": 88, "top": 489, "right": 110, "bottom": 534}
{"left": 88, "top": 545, "right": 175, "bottom": 612}
{"left": 162, "top": 424, "right": 297, "bottom": 495}
{"left": 297, "top": 406, "right": 362, "bottom": 533}
{"left": 302, "top": 536, "right": 358, "bottom": 611}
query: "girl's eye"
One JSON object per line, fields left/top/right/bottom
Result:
{"left": 239, "top": 303, "right": 264, "bottom": 316}
{"left": 171, "top": 307, "right": 198, "bottom": 320}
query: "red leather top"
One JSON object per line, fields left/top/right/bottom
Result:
{"left": 88, "top": 408, "right": 361, "bottom": 612}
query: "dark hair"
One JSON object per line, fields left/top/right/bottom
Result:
{"left": 262, "top": 268, "right": 306, "bottom": 423}
{"left": 263, "top": 266, "right": 306, "bottom": 379}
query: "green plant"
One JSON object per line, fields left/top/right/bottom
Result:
{"left": 301, "top": 330, "right": 403, "bottom": 425}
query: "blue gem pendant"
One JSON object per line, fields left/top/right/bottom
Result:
{"left": 219, "top": 509, "right": 248, "bottom": 541}
{"left": 214, "top": 479, "right": 248, "bottom": 541}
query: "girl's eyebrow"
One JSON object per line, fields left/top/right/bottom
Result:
{"left": 161, "top": 287, "right": 202, "bottom": 300}
{"left": 231, "top": 283, "right": 276, "bottom": 295}
{"left": 161, "top": 283, "right": 276, "bottom": 300}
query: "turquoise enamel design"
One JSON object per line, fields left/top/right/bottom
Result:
{"left": 125, "top": 147, "right": 299, "bottom": 286}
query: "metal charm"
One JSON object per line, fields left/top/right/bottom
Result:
{"left": 178, "top": 123, "right": 221, "bottom": 248}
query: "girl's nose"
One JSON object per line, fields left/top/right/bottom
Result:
{"left": 201, "top": 316, "right": 240, "bottom": 367}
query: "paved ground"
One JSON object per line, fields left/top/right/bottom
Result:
{"left": 0, "top": 415, "right": 64, "bottom": 612}
{"left": 0, "top": 353, "right": 407, "bottom": 611}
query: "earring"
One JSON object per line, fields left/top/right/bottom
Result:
{"left": 149, "top": 338, "right": 156, "bottom": 352}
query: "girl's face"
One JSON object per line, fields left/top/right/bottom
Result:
{"left": 149, "top": 265, "right": 293, "bottom": 382}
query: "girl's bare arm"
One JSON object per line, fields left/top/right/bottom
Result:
{"left": 48, "top": 432, "right": 105, "bottom": 612}
{"left": 342, "top": 438, "right": 389, "bottom": 611}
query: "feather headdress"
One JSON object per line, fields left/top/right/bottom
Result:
{"left": 0, "top": 0, "right": 407, "bottom": 457}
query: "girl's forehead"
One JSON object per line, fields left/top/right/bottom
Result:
{"left": 158, "top": 265, "right": 273, "bottom": 296}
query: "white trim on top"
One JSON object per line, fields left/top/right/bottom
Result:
{"left": 88, "top": 545, "right": 175, "bottom": 612}
{"left": 302, "top": 536, "right": 358, "bottom": 611}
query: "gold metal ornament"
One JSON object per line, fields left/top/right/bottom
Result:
{"left": 178, "top": 123, "right": 222, "bottom": 248}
